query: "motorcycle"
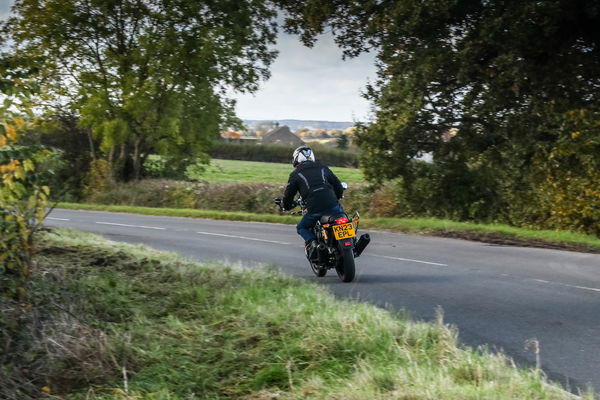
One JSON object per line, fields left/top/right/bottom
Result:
{"left": 275, "top": 185, "right": 370, "bottom": 283}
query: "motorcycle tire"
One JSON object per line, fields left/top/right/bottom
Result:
{"left": 309, "top": 260, "right": 327, "bottom": 277}
{"left": 335, "top": 247, "right": 356, "bottom": 282}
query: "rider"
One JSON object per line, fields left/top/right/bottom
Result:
{"left": 280, "top": 146, "right": 345, "bottom": 259}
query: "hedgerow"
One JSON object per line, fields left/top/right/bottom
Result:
{"left": 209, "top": 142, "right": 359, "bottom": 167}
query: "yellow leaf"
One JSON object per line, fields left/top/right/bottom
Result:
{"left": 13, "top": 117, "right": 26, "bottom": 130}
{"left": 5, "top": 124, "right": 17, "bottom": 141}
{"left": 0, "top": 135, "right": 6, "bottom": 147}
{"left": 14, "top": 167, "right": 26, "bottom": 180}
{"left": 41, "top": 386, "right": 51, "bottom": 394}
{"left": 23, "top": 159, "right": 35, "bottom": 172}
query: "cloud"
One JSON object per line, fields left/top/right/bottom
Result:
{"left": 233, "top": 31, "right": 377, "bottom": 122}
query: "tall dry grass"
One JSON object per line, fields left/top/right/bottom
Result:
{"left": 11, "top": 229, "right": 591, "bottom": 399}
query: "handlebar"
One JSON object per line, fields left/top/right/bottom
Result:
{"left": 274, "top": 197, "right": 304, "bottom": 213}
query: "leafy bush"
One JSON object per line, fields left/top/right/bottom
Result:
{"left": 143, "top": 154, "right": 205, "bottom": 180}
{"left": 1, "top": 115, "right": 59, "bottom": 294}
{"left": 1, "top": 118, "right": 59, "bottom": 398}
{"left": 82, "top": 159, "right": 112, "bottom": 200}
{"left": 534, "top": 110, "right": 600, "bottom": 236}
{"left": 21, "top": 113, "right": 97, "bottom": 202}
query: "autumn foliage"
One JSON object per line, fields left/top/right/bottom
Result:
{"left": 1, "top": 94, "right": 58, "bottom": 397}
{"left": 1, "top": 118, "right": 55, "bottom": 298}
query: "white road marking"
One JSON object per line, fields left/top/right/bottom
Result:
{"left": 532, "top": 279, "right": 600, "bottom": 293}
{"left": 47, "top": 217, "right": 70, "bottom": 221}
{"left": 197, "top": 231, "right": 291, "bottom": 245}
{"left": 371, "top": 254, "right": 448, "bottom": 267}
{"left": 96, "top": 222, "right": 166, "bottom": 230}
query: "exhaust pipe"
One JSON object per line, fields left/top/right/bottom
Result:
{"left": 317, "top": 243, "right": 328, "bottom": 264}
{"left": 354, "top": 233, "right": 370, "bottom": 258}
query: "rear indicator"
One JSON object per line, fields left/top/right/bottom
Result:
{"left": 334, "top": 217, "right": 349, "bottom": 225}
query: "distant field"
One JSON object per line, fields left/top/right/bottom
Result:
{"left": 191, "top": 159, "right": 365, "bottom": 184}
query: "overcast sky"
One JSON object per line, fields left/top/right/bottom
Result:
{"left": 234, "top": 31, "right": 377, "bottom": 122}
{"left": 0, "top": 2, "right": 377, "bottom": 122}
{"left": 0, "top": 1, "right": 10, "bottom": 21}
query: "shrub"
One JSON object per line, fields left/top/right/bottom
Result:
{"left": 1, "top": 117, "right": 58, "bottom": 298}
{"left": 534, "top": 116, "right": 600, "bottom": 236}
{"left": 143, "top": 155, "right": 204, "bottom": 180}
{"left": 23, "top": 113, "right": 97, "bottom": 202}
{"left": 368, "top": 179, "right": 410, "bottom": 217}
{"left": 340, "top": 181, "right": 410, "bottom": 218}
{"left": 82, "top": 159, "right": 112, "bottom": 200}
{"left": 1, "top": 117, "right": 58, "bottom": 399}
{"left": 85, "top": 180, "right": 285, "bottom": 214}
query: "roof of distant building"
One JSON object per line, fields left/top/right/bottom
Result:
{"left": 262, "top": 125, "right": 304, "bottom": 146}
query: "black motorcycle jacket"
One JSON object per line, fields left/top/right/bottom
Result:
{"left": 283, "top": 161, "right": 344, "bottom": 213}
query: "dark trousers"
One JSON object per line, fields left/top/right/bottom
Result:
{"left": 296, "top": 204, "right": 344, "bottom": 242}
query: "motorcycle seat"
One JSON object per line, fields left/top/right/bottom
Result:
{"left": 320, "top": 213, "right": 347, "bottom": 224}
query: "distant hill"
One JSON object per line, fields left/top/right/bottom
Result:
{"left": 243, "top": 119, "right": 356, "bottom": 131}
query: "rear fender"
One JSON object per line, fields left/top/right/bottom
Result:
{"left": 337, "top": 238, "right": 354, "bottom": 251}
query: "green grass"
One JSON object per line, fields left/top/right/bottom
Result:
{"left": 57, "top": 202, "right": 300, "bottom": 224}
{"left": 57, "top": 202, "right": 600, "bottom": 252}
{"left": 32, "top": 229, "right": 589, "bottom": 399}
{"left": 192, "top": 158, "right": 365, "bottom": 184}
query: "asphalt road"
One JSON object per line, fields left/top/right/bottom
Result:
{"left": 47, "top": 208, "right": 600, "bottom": 395}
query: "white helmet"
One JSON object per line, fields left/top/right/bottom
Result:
{"left": 292, "top": 146, "right": 315, "bottom": 167}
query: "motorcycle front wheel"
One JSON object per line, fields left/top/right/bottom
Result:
{"left": 335, "top": 247, "right": 356, "bottom": 282}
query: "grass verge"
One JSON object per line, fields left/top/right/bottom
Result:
{"left": 15, "top": 228, "right": 589, "bottom": 399}
{"left": 57, "top": 202, "right": 600, "bottom": 253}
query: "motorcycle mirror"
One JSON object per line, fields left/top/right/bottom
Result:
{"left": 341, "top": 182, "right": 348, "bottom": 190}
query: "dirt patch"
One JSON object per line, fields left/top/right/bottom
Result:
{"left": 434, "top": 230, "right": 600, "bottom": 254}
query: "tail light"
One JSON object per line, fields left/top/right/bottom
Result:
{"left": 334, "top": 217, "right": 349, "bottom": 225}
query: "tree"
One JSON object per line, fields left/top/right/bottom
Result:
{"left": 336, "top": 133, "right": 349, "bottom": 149}
{"left": 2, "top": 0, "right": 278, "bottom": 180}
{"left": 276, "top": 0, "right": 600, "bottom": 231}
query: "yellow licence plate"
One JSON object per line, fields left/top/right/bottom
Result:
{"left": 332, "top": 222, "right": 356, "bottom": 240}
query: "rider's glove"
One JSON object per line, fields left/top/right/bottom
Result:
{"left": 274, "top": 197, "right": 284, "bottom": 211}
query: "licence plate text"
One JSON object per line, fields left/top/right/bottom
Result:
{"left": 332, "top": 222, "right": 356, "bottom": 240}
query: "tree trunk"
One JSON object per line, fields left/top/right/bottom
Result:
{"left": 86, "top": 128, "right": 96, "bottom": 160}
{"left": 132, "top": 137, "right": 142, "bottom": 180}
{"left": 116, "top": 143, "right": 135, "bottom": 182}
{"left": 139, "top": 151, "right": 150, "bottom": 179}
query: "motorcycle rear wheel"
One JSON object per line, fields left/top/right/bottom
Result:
{"left": 335, "top": 247, "right": 356, "bottom": 282}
